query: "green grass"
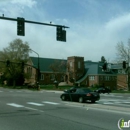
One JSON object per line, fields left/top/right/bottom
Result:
{"left": 0, "top": 84, "right": 73, "bottom": 91}
{"left": 1, "top": 84, "right": 130, "bottom": 93}
{"left": 112, "top": 90, "right": 130, "bottom": 93}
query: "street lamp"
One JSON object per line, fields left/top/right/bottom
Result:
{"left": 28, "top": 49, "right": 40, "bottom": 90}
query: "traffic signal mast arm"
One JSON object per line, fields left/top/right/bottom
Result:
{"left": 0, "top": 16, "right": 69, "bottom": 41}
{"left": 0, "top": 16, "right": 69, "bottom": 28}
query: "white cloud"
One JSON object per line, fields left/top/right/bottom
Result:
{"left": 0, "top": 0, "right": 37, "bottom": 18}
{"left": 105, "top": 13, "right": 130, "bottom": 33}
{"left": 1, "top": 1, "right": 130, "bottom": 62}
{"left": 11, "top": 0, "right": 37, "bottom": 8}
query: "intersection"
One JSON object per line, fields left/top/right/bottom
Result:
{"left": 0, "top": 87, "right": 130, "bottom": 130}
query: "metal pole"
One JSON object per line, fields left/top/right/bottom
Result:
{"left": 128, "top": 49, "right": 130, "bottom": 91}
{"left": 0, "top": 16, "right": 69, "bottom": 28}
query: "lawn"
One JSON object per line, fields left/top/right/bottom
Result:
{"left": 0, "top": 84, "right": 130, "bottom": 93}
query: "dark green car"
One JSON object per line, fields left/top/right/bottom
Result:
{"left": 60, "top": 88, "right": 100, "bottom": 103}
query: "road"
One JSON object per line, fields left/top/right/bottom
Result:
{"left": 0, "top": 87, "right": 130, "bottom": 130}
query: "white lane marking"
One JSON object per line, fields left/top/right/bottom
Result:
{"left": 116, "top": 96, "right": 123, "bottom": 98}
{"left": 100, "top": 99, "right": 119, "bottom": 102}
{"left": 43, "top": 101, "right": 59, "bottom": 105}
{"left": 101, "top": 94, "right": 123, "bottom": 98}
{"left": 103, "top": 102, "right": 114, "bottom": 105}
{"left": 7, "top": 103, "right": 24, "bottom": 107}
{"left": 7, "top": 103, "right": 44, "bottom": 112}
{"left": 27, "top": 102, "right": 44, "bottom": 106}
{"left": 124, "top": 102, "right": 130, "bottom": 104}
{"left": 100, "top": 99, "right": 129, "bottom": 102}
{"left": 65, "top": 104, "right": 84, "bottom": 108}
{"left": 114, "top": 102, "right": 122, "bottom": 104}
{"left": 101, "top": 94, "right": 115, "bottom": 96}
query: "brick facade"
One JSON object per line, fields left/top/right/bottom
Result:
{"left": 24, "top": 56, "right": 127, "bottom": 90}
{"left": 117, "top": 74, "right": 128, "bottom": 90}
{"left": 66, "top": 56, "right": 84, "bottom": 85}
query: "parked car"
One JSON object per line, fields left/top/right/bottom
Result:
{"left": 60, "top": 87, "right": 100, "bottom": 103}
{"left": 94, "top": 87, "right": 111, "bottom": 94}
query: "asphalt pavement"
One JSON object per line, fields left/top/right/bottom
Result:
{"left": 0, "top": 87, "right": 130, "bottom": 130}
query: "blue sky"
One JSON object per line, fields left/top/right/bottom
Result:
{"left": 0, "top": 0, "right": 130, "bottom": 62}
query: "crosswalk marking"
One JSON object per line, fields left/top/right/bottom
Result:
{"left": 101, "top": 94, "right": 123, "bottom": 98}
{"left": 27, "top": 102, "right": 44, "bottom": 106}
{"left": 114, "top": 102, "right": 122, "bottom": 104}
{"left": 98, "top": 99, "right": 130, "bottom": 105}
{"left": 43, "top": 101, "right": 59, "bottom": 105}
{"left": 101, "top": 94, "right": 115, "bottom": 96}
{"left": 7, "top": 103, "right": 24, "bottom": 107}
{"left": 103, "top": 102, "right": 114, "bottom": 105}
{"left": 124, "top": 101, "right": 130, "bottom": 104}
{"left": 6, "top": 99, "right": 130, "bottom": 110}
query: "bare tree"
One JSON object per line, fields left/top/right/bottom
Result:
{"left": 116, "top": 39, "right": 130, "bottom": 63}
{"left": 0, "top": 38, "right": 30, "bottom": 86}
{"left": 50, "top": 60, "right": 66, "bottom": 87}
{"left": 116, "top": 39, "right": 130, "bottom": 91}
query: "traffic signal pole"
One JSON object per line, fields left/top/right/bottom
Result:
{"left": 0, "top": 16, "right": 69, "bottom": 41}
{"left": 128, "top": 66, "right": 130, "bottom": 91}
{"left": 0, "top": 16, "right": 69, "bottom": 28}
{"left": 127, "top": 49, "right": 130, "bottom": 91}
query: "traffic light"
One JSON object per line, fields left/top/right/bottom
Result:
{"left": 6, "top": 60, "right": 10, "bottom": 67}
{"left": 102, "top": 63, "right": 107, "bottom": 71}
{"left": 17, "top": 17, "right": 25, "bottom": 36}
{"left": 62, "top": 30, "right": 66, "bottom": 42}
{"left": 56, "top": 26, "right": 66, "bottom": 42}
{"left": 123, "top": 61, "right": 126, "bottom": 69}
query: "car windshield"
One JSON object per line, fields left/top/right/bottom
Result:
{"left": 77, "top": 88, "right": 92, "bottom": 93}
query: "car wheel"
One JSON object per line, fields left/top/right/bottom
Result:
{"left": 91, "top": 100, "right": 95, "bottom": 103}
{"left": 79, "top": 97, "right": 84, "bottom": 103}
{"left": 61, "top": 95, "right": 66, "bottom": 101}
